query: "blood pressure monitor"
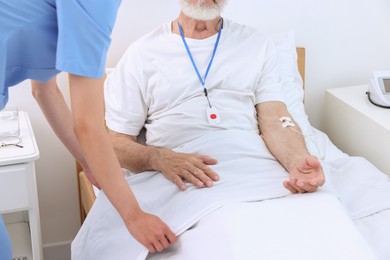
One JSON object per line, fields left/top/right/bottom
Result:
{"left": 366, "top": 71, "right": 390, "bottom": 108}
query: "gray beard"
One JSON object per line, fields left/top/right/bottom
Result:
{"left": 179, "top": 0, "right": 226, "bottom": 21}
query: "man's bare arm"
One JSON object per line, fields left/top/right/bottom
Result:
{"left": 256, "top": 101, "right": 325, "bottom": 193}
{"left": 109, "top": 130, "right": 158, "bottom": 172}
{"left": 109, "top": 130, "right": 220, "bottom": 190}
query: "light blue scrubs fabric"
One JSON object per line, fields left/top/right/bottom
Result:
{"left": 0, "top": 0, "right": 121, "bottom": 110}
{"left": 0, "top": 215, "right": 12, "bottom": 260}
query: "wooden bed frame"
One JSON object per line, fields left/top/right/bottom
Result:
{"left": 75, "top": 47, "right": 306, "bottom": 223}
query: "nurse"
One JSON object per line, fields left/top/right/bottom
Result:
{"left": 0, "top": 0, "right": 176, "bottom": 254}
{"left": 0, "top": 216, "right": 12, "bottom": 260}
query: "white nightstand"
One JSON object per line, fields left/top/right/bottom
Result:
{"left": 324, "top": 85, "right": 390, "bottom": 176}
{"left": 0, "top": 111, "right": 41, "bottom": 259}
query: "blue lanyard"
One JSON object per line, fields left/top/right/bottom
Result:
{"left": 178, "top": 19, "right": 223, "bottom": 106}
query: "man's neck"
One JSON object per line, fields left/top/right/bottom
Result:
{"left": 172, "top": 12, "right": 221, "bottom": 39}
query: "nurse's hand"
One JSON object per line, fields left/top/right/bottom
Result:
{"left": 283, "top": 155, "right": 325, "bottom": 193}
{"left": 153, "top": 149, "right": 220, "bottom": 190}
{"left": 126, "top": 210, "right": 176, "bottom": 253}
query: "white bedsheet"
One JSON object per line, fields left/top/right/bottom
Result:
{"left": 355, "top": 209, "right": 390, "bottom": 260}
{"left": 72, "top": 128, "right": 390, "bottom": 260}
{"left": 147, "top": 191, "right": 377, "bottom": 260}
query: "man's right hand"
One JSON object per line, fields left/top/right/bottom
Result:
{"left": 125, "top": 210, "right": 176, "bottom": 253}
{"left": 153, "top": 149, "right": 220, "bottom": 190}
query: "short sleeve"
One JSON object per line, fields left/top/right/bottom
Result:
{"left": 104, "top": 56, "right": 148, "bottom": 136}
{"left": 254, "top": 39, "right": 285, "bottom": 104}
{"left": 56, "top": 0, "right": 121, "bottom": 78}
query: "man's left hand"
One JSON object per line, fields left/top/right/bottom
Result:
{"left": 283, "top": 155, "right": 325, "bottom": 193}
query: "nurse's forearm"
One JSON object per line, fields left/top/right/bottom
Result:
{"left": 75, "top": 121, "right": 142, "bottom": 216}
{"left": 31, "top": 78, "right": 91, "bottom": 172}
{"left": 68, "top": 74, "right": 144, "bottom": 220}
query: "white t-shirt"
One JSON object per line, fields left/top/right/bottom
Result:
{"left": 105, "top": 18, "right": 284, "bottom": 149}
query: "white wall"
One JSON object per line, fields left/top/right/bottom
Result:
{"left": 6, "top": 0, "right": 390, "bottom": 250}
{"left": 108, "top": 0, "right": 390, "bottom": 128}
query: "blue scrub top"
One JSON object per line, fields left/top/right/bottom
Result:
{"left": 0, "top": 215, "right": 12, "bottom": 260}
{"left": 0, "top": 0, "right": 122, "bottom": 110}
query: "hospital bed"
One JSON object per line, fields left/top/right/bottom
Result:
{"left": 72, "top": 31, "right": 390, "bottom": 260}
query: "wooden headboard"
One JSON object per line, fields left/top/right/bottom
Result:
{"left": 75, "top": 47, "right": 307, "bottom": 222}
{"left": 297, "top": 47, "right": 305, "bottom": 86}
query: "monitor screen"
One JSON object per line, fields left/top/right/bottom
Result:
{"left": 384, "top": 79, "right": 390, "bottom": 93}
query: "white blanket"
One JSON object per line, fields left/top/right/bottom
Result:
{"left": 147, "top": 191, "right": 377, "bottom": 260}
{"left": 308, "top": 128, "right": 390, "bottom": 219}
{"left": 72, "top": 128, "right": 390, "bottom": 259}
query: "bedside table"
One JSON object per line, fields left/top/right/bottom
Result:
{"left": 0, "top": 111, "right": 41, "bottom": 259}
{"left": 324, "top": 85, "right": 390, "bottom": 176}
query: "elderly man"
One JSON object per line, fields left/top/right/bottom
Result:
{"left": 73, "top": 1, "right": 373, "bottom": 259}
{"left": 106, "top": 1, "right": 324, "bottom": 194}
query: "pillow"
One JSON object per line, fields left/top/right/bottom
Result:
{"left": 271, "top": 31, "right": 320, "bottom": 158}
